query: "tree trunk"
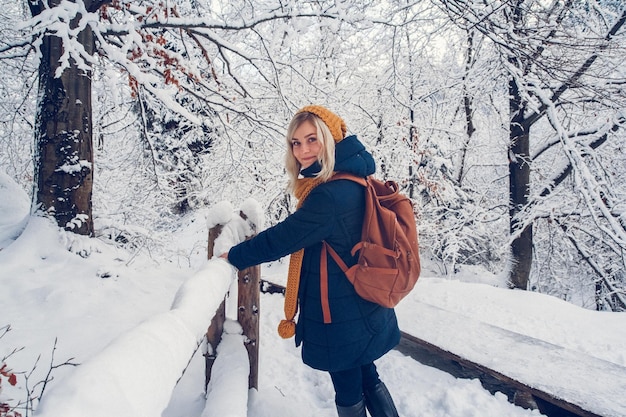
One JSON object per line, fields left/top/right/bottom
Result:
{"left": 32, "top": 1, "right": 95, "bottom": 236}
{"left": 508, "top": 77, "right": 532, "bottom": 290}
{"left": 457, "top": 29, "right": 476, "bottom": 186}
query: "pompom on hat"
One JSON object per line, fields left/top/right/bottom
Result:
{"left": 297, "top": 105, "right": 347, "bottom": 142}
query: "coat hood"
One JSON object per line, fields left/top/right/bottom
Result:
{"left": 301, "top": 135, "right": 376, "bottom": 178}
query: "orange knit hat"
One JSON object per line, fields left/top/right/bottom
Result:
{"left": 297, "top": 105, "right": 347, "bottom": 142}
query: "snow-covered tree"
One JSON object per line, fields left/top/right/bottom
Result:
{"left": 1, "top": 0, "right": 348, "bottom": 235}
{"left": 436, "top": 0, "right": 626, "bottom": 309}
{"left": 2, "top": 0, "right": 625, "bottom": 311}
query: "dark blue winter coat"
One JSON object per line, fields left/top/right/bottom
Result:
{"left": 227, "top": 135, "right": 400, "bottom": 372}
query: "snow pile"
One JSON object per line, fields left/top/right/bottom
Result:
{"left": 35, "top": 259, "right": 235, "bottom": 417}
{"left": 202, "top": 321, "right": 249, "bottom": 417}
{"left": 206, "top": 198, "right": 264, "bottom": 258}
{"left": 0, "top": 170, "right": 29, "bottom": 250}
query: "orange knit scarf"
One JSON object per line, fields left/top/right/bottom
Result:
{"left": 277, "top": 176, "right": 325, "bottom": 338}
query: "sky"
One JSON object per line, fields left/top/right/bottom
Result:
{"left": 1, "top": 170, "right": 625, "bottom": 417}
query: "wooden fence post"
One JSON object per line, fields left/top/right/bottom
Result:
{"left": 205, "top": 223, "right": 226, "bottom": 389}
{"left": 237, "top": 266, "right": 260, "bottom": 389}
{"left": 237, "top": 211, "right": 260, "bottom": 389}
{"left": 205, "top": 211, "right": 260, "bottom": 390}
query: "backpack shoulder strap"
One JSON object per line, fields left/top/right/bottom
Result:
{"left": 322, "top": 241, "right": 349, "bottom": 272}
{"left": 330, "top": 172, "right": 368, "bottom": 187}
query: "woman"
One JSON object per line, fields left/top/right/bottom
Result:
{"left": 220, "top": 105, "right": 400, "bottom": 417}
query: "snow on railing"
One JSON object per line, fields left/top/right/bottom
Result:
{"left": 34, "top": 199, "right": 263, "bottom": 417}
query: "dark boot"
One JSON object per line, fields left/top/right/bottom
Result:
{"left": 364, "top": 382, "right": 399, "bottom": 417}
{"left": 336, "top": 397, "right": 367, "bottom": 417}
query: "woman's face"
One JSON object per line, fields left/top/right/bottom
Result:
{"left": 291, "top": 120, "right": 323, "bottom": 169}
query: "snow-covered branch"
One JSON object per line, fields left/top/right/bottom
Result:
{"left": 17, "top": 0, "right": 349, "bottom": 124}
{"left": 542, "top": 97, "right": 626, "bottom": 247}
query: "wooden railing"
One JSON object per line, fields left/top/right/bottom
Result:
{"left": 35, "top": 203, "right": 261, "bottom": 417}
{"left": 35, "top": 261, "right": 235, "bottom": 417}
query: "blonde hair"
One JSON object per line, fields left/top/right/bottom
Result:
{"left": 285, "top": 112, "right": 336, "bottom": 193}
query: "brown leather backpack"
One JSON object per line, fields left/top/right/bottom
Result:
{"left": 322, "top": 173, "right": 421, "bottom": 308}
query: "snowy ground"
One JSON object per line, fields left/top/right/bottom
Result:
{"left": 1, "top": 172, "right": 625, "bottom": 417}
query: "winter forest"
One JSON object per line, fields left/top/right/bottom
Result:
{"left": 1, "top": 0, "right": 626, "bottom": 313}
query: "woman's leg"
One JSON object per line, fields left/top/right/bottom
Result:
{"left": 361, "top": 363, "right": 399, "bottom": 417}
{"left": 329, "top": 367, "right": 367, "bottom": 417}
{"left": 330, "top": 367, "right": 364, "bottom": 407}
{"left": 361, "top": 362, "right": 381, "bottom": 391}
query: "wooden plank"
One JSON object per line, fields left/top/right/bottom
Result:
{"left": 396, "top": 300, "right": 626, "bottom": 417}
{"left": 397, "top": 332, "right": 600, "bottom": 417}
